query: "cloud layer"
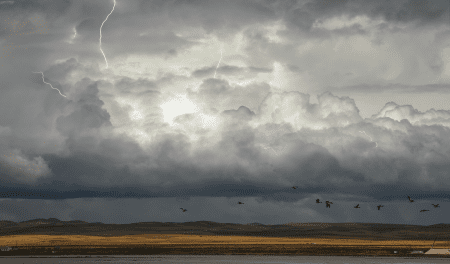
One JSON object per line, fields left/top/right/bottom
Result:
{"left": 0, "top": 0, "right": 449, "bottom": 225}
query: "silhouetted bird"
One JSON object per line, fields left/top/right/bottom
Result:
{"left": 325, "top": 201, "right": 333, "bottom": 208}
{"left": 408, "top": 196, "right": 414, "bottom": 202}
{"left": 238, "top": 202, "right": 244, "bottom": 204}
{"left": 316, "top": 199, "right": 322, "bottom": 204}
{"left": 420, "top": 209, "right": 429, "bottom": 212}
{"left": 377, "top": 205, "right": 384, "bottom": 210}
{"left": 354, "top": 204, "right": 360, "bottom": 208}
{"left": 180, "top": 208, "right": 187, "bottom": 212}
{"left": 432, "top": 204, "right": 440, "bottom": 208}
{"left": 292, "top": 186, "right": 298, "bottom": 189}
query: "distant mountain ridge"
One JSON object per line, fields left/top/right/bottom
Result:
{"left": 0, "top": 218, "right": 94, "bottom": 228}
{"left": 1, "top": 218, "right": 449, "bottom": 227}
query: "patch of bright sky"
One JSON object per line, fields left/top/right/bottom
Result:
{"left": 269, "top": 62, "right": 284, "bottom": 89}
{"left": 231, "top": 78, "right": 257, "bottom": 87}
{"left": 198, "top": 113, "right": 218, "bottom": 129}
{"left": 130, "top": 110, "right": 143, "bottom": 120}
{"left": 264, "top": 20, "right": 286, "bottom": 44}
{"left": 170, "top": 112, "right": 220, "bottom": 143}
{"left": 160, "top": 94, "right": 199, "bottom": 125}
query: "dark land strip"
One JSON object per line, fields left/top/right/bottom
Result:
{"left": 0, "top": 219, "right": 449, "bottom": 257}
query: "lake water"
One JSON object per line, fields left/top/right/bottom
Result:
{"left": 1, "top": 255, "right": 449, "bottom": 264}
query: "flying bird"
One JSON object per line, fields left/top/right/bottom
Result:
{"left": 354, "top": 204, "right": 360, "bottom": 208}
{"left": 408, "top": 196, "right": 414, "bottom": 202}
{"left": 377, "top": 205, "right": 384, "bottom": 210}
{"left": 325, "top": 201, "right": 333, "bottom": 208}
{"left": 292, "top": 186, "right": 298, "bottom": 189}
{"left": 316, "top": 199, "right": 322, "bottom": 204}
{"left": 432, "top": 204, "right": 440, "bottom": 208}
{"left": 180, "top": 208, "right": 187, "bottom": 212}
{"left": 420, "top": 209, "right": 429, "bottom": 212}
{"left": 238, "top": 202, "right": 244, "bottom": 204}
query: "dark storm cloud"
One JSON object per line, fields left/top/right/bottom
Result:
{"left": 44, "top": 58, "right": 101, "bottom": 85}
{"left": 284, "top": 0, "right": 450, "bottom": 33}
{"left": 105, "top": 32, "right": 196, "bottom": 58}
{"left": 3, "top": 53, "right": 450, "bottom": 209}
{"left": 370, "top": 0, "right": 449, "bottom": 24}
{"left": 248, "top": 66, "right": 272, "bottom": 73}
{"left": 0, "top": 198, "right": 72, "bottom": 220}
{"left": 76, "top": 18, "right": 99, "bottom": 34}
{"left": 75, "top": 0, "right": 279, "bottom": 62}
{"left": 358, "top": 184, "right": 450, "bottom": 201}
{"left": 0, "top": 0, "right": 71, "bottom": 13}
{"left": 0, "top": 1, "right": 14, "bottom": 6}
{"left": 191, "top": 66, "right": 215, "bottom": 78}
{"left": 222, "top": 106, "right": 255, "bottom": 121}
{"left": 114, "top": 77, "right": 159, "bottom": 95}
{"left": 136, "top": 0, "right": 276, "bottom": 33}
{"left": 0, "top": 191, "right": 62, "bottom": 199}
{"left": 192, "top": 65, "right": 273, "bottom": 78}
{"left": 324, "top": 83, "right": 450, "bottom": 94}
{"left": 0, "top": 93, "right": 371, "bottom": 201}
{"left": 56, "top": 81, "right": 112, "bottom": 135}
{"left": 0, "top": 141, "right": 367, "bottom": 201}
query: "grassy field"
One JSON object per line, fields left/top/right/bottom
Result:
{"left": 0, "top": 234, "right": 449, "bottom": 248}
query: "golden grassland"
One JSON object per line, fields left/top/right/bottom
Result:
{"left": 0, "top": 234, "right": 449, "bottom": 248}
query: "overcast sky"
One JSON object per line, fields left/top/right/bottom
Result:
{"left": 0, "top": 0, "right": 449, "bottom": 226}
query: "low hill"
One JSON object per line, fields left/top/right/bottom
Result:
{"left": 0, "top": 218, "right": 449, "bottom": 240}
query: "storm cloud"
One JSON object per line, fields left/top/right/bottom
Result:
{"left": 0, "top": 0, "right": 449, "bottom": 225}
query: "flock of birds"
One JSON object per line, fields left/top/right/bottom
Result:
{"left": 315, "top": 195, "right": 440, "bottom": 212}
{"left": 179, "top": 188, "right": 441, "bottom": 214}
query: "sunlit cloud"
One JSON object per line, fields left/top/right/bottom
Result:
{"left": 160, "top": 94, "right": 199, "bottom": 125}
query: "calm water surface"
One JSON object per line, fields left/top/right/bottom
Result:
{"left": 1, "top": 255, "right": 449, "bottom": 264}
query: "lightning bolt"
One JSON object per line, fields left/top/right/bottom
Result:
{"left": 213, "top": 47, "right": 223, "bottom": 78}
{"left": 32, "top": 72, "right": 67, "bottom": 98}
{"left": 99, "top": 0, "right": 116, "bottom": 69}
{"left": 359, "top": 131, "right": 378, "bottom": 147}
